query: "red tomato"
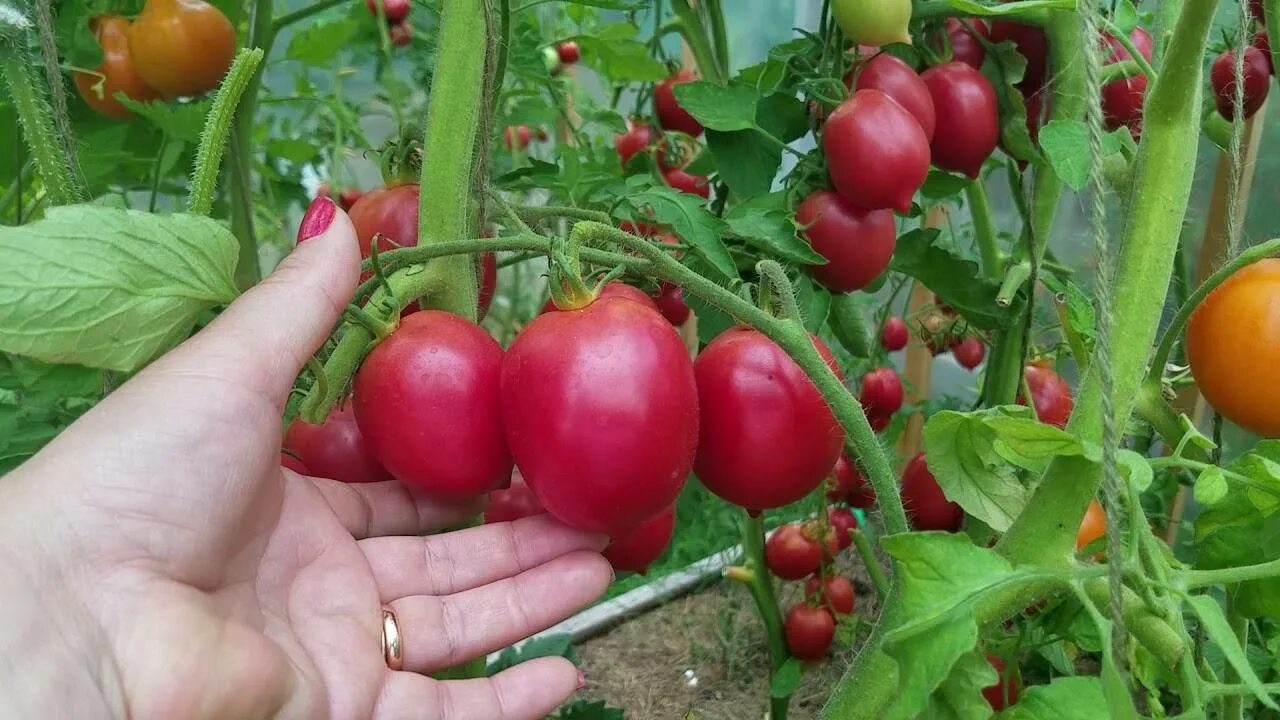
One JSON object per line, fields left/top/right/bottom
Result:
{"left": 280, "top": 452, "right": 310, "bottom": 475}
{"left": 881, "top": 316, "right": 909, "bottom": 351}
{"left": 694, "top": 329, "right": 845, "bottom": 511}
{"left": 832, "top": 455, "right": 877, "bottom": 508}
{"left": 939, "top": 18, "right": 990, "bottom": 69}
{"left": 337, "top": 188, "right": 365, "bottom": 211}
{"left": 541, "top": 281, "right": 659, "bottom": 314}
{"left": 652, "top": 282, "right": 691, "bottom": 325}
{"left": 284, "top": 402, "right": 390, "bottom": 484}
{"left": 921, "top": 62, "right": 999, "bottom": 178}
{"left": 1252, "top": 0, "right": 1264, "bottom": 19}
{"left": 389, "top": 21, "right": 412, "bottom": 47}
{"left": 556, "top": 41, "right": 580, "bottom": 64}
{"left": 502, "top": 297, "right": 699, "bottom": 535}
{"left": 353, "top": 311, "right": 511, "bottom": 499}
{"left": 662, "top": 167, "right": 711, "bottom": 198}
{"left": 796, "top": 190, "right": 897, "bottom": 292}
{"left": 806, "top": 574, "right": 856, "bottom": 615}
{"left": 851, "top": 53, "right": 937, "bottom": 140}
{"left": 785, "top": 604, "right": 837, "bottom": 660}
{"left": 827, "top": 507, "right": 858, "bottom": 550}
{"left": 1212, "top": 47, "right": 1272, "bottom": 120}
{"left": 349, "top": 184, "right": 420, "bottom": 258}
{"left": 764, "top": 523, "right": 824, "bottom": 580}
{"left": 860, "top": 367, "right": 904, "bottom": 419}
{"left": 982, "top": 655, "right": 1022, "bottom": 710}
{"left": 503, "top": 125, "right": 533, "bottom": 150}
{"left": 1255, "top": 31, "right": 1274, "bottom": 75}
{"left": 615, "top": 121, "right": 653, "bottom": 167}
{"left": 989, "top": 21, "right": 1049, "bottom": 92}
{"left": 823, "top": 89, "right": 931, "bottom": 213}
{"left": 484, "top": 470, "right": 544, "bottom": 524}
{"left": 1022, "top": 88, "right": 1050, "bottom": 143}
{"left": 1101, "top": 27, "right": 1153, "bottom": 133}
{"left": 603, "top": 504, "right": 675, "bottom": 574}
{"left": 128, "top": 0, "right": 235, "bottom": 99}
{"left": 1076, "top": 499, "right": 1106, "bottom": 551}
{"left": 654, "top": 69, "right": 704, "bottom": 136}
{"left": 366, "top": 0, "right": 409, "bottom": 23}
{"left": 1022, "top": 365, "right": 1074, "bottom": 428}
{"left": 825, "top": 454, "right": 855, "bottom": 501}
{"left": 901, "top": 453, "right": 964, "bottom": 532}
{"left": 950, "top": 336, "right": 985, "bottom": 370}
{"left": 74, "top": 17, "right": 161, "bottom": 118}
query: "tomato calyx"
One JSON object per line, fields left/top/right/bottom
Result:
{"left": 378, "top": 128, "right": 425, "bottom": 187}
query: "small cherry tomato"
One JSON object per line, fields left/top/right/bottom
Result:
{"left": 831, "top": 455, "right": 877, "bottom": 508}
{"left": 950, "top": 336, "right": 986, "bottom": 370}
{"left": 1076, "top": 499, "right": 1107, "bottom": 551}
{"left": 1021, "top": 364, "right": 1074, "bottom": 428}
{"left": 796, "top": 190, "right": 897, "bottom": 293}
{"left": 850, "top": 52, "right": 937, "bottom": 141}
{"left": 366, "top": 0, "right": 409, "bottom": 23}
{"left": 662, "top": 167, "right": 711, "bottom": 198}
{"left": 860, "top": 367, "right": 904, "bottom": 419}
{"left": 982, "top": 655, "right": 1022, "bottom": 710}
{"left": 603, "top": 505, "right": 675, "bottom": 574}
{"left": 881, "top": 316, "right": 910, "bottom": 351}
{"left": 503, "top": 125, "right": 532, "bottom": 150}
{"left": 651, "top": 282, "right": 691, "bottom": 326}
{"left": 989, "top": 21, "right": 1049, "bottom": 92}
{"left": 74, "top": 17, "right": 160, "bottom": 118}
{"left": 615, "top": 120, "right": 654, "bottom": 167}
{"left": 827, "top": 507, "right": 858, "bottom": 550}
{"left": 901, "top": 453, "right": 963, "bottom": 532}
{"left": 785, "top": 603, "right": 837, "bottom": 660}
{"left": 921, "top": 62, "right": 1000, "bottom": 178}
{"left": 484, "top": 470, "right": 544, "bottom": 524}
{"left": 1100, "top": 27, "right": 1153, "bottom": 133}
{"left": 654, "top": 69, "right": 704, "bottom": 136}
{"left": 806, "top": 574, "right": 856, "bottom": 615}
{"left": 823, "top": 89, "right": 931, "bottom": 213}
{"left": 936, "top": 18, "right": 990, "bottom": 69}
{"left": 389, "top": 21, "right": 412, "bottom": 47}
{"left": 556, "top": 41, "right": 580, "bottom": 65}
{"left": 284, "top": 402, "right": 390, "bottom": 484}
{"left": 1212, "top": 46, "right": 1272, "bottom": 120}
{"left": 128, "top": 0, "right": 235, "bottom": 99}
{"left": 765, "top": 523, "right": 824, "bottom": 580}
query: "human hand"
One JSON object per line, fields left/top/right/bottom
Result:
{"left": 0, "top": 199, "right": 611, "bottom": 720}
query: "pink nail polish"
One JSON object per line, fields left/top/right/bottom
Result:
{"left": 575, "top": 669, "right": 586, "bottom": 690}
{"left": 297, "top": 196, "right": 336, "bottom": 245}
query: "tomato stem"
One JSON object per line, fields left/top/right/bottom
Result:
{"left": 848, "top": 528, "right": 888, "bottom": 601}
{"left": 187, "top": 49, "right": 265, "bottom": 217}
{"left": 228, "top": 0, "right": 275, "bottom": 289}
{"left": 668, "top": 1, "right": 726, "bottom": 83}
{"left": 739, "top": 511, "right": 791, "bottom": 720}
{"left": 966, "top": 179, "right": 1002, "bottom": 280}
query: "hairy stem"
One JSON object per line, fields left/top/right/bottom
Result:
{"left": 739, "top": 512, "right": 790, "bottom": 720}
{"left": 188, "top": 50, "right": 265, "bottom": 216}
{"left": 967, "top": 179, "right": 1001, "bottom": 279}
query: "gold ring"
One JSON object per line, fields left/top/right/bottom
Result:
{"left": 382, "top": 608, "right": 404, "bottom": 671}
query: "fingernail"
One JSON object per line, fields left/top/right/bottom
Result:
{"left": 575, "top": 669, "right": 586, "bottom": 690}
{"left": 297, "top": 196, "right": 336, "bottom": 245}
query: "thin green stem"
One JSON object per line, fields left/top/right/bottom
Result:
{"left": 1102, "top": 59, "right": 1143, "bottom": 83}
{"left": 967, "top": 179, "right": 1002, "bottom": 279}
{"left": 849, "top": 528, "right": 888, "bottom": 601}
{"left": 490, "top": 0, "right": 510, "bottom": 115}
{"left": 740, "top": 512, "right": 790, "bottom": 720}
{"left": 1206, "top": 682, "right": 1280, "bottom": 700}
{"left": 705, "top": 0, "right": 730, "bottom": 75}
{"left": 1100, "top": 16, "right": 1158, "bottom": 81}
{"left": 188, "top": 49, "right": 266, "bottom": 216}
{"left": 1184, "top": 558, "right": 1280, "bottom": 589}
{"left": 669, "top": 0, "right": 725, "bottom": 82}
{"left": 229, "top": 0, "right": 275, "bottom": 289}
{"left": 1223, "top": 595, "right": 1248, "bottom": 720}
{"left": 273, "top": 0, "right": 347, "bottom": 30}
{"left": 996, "top": 261, "right": 1031, "bottom": 307}
{"left": 1148, "top": 456, "right": 1280, "bottom": 502}
{"left": 148, "top": 136, "right": 167, "bottom": 213}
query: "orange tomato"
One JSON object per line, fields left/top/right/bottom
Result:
{"left": 1187, "top": 259, "right": 1280, "bottom": 437}
{"left": 128, "top": 0, "right": 235, "bottom": 98}
{"left": 1076, "top": 499, "right": 1106, "bottom": 552}
{"left": 73, "top": 17, "right": 160, "bottom": 119}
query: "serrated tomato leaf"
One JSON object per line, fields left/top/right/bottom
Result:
{"left": 889, "top": 228, "right": 1011, "bottom": 330}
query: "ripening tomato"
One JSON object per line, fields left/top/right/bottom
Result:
{"left": 851, "top": 53, "right": 936, "bottom": 140}
{"left": 662, "top": 167, "right": 711, "bottom": 198}
{"left": 366, "top": 0, "right": 409, "bottom": 23}
{"left": 825, "top": 454, "right": 855, "bottom": 501}
{"left": 349, "top": 184, "right": 419, "bottom": 258}
{"left": 654, "top": 69, "right": 704, "bottom": 136}
{"left": 1255, "top": 32, "right": 1275, "bottom": 75}
{"left": 881, "top": 316, "right": 909, "bottom": 351}
{"left": 603, "top": 504, "right": 675, "bottom": 574}
{"left": 860, "top": 367, "right": 904, "bottom": 420}
{"left": 806, "top": 574, "right": 856, "bottom": 615}
{"left": 615, "top": 121, "right": 653, "bottom": 167}
{"left": 982, "top": 655, "right": 1022, "bottom": 710}
{"left": 765, "top": 524, "right": 824, "bottom": 579}
{"left": 796, "top": 190, "right": 896, "bottom": 292}
{"left": 1187, "top": 259, "right": 1280, "bottom": 436}
{"left": 1022, "top": 364, "right": 1074, "bottom": 428}
{"left": 835, "top": 455, "right": 877, "bottom": 508}
{"left": 827, "top": 507, "right": 858, "bottom": 550}
{"left": 503, "top": 296, "right": 699, "bottom": 535}
{"left": 284, "top": 402, "right": 390, "bottom": 484}
{"left": 1100, "top": 27, "right": 1153, "bottom": 133}
{"left": 338, "top": 188, "right": 365, "bottom": 212}
{"left": 74, "top": 17, "right": 160, "bottom": 119}
{"left": 353, "top": 311, "right": 511, "bottom": 499}
{"left": 694, "top": 329, "right": 845, "bottom": 511}
{"left": 541, "top": 281, "right": 659, "bottom": 314}
{"left": 901, "top": 453, "right": 964, "bottom": 532}
{"left": 951, "top": 336, "right": 985, "bottom": 370}
{"left": 484, "top": 471, "right": 544, "bottom": 524}
{"left": 921, "top": 62, "right": 999, "bottom": 178}
{"left": 1212, "top": 47, "right": 1272, "bottom": 120}
{"left": 280, "top": 452, "right": 310, "bottom": 475}
{"left": 823, "top": 89, "right": 931, "bottom": 213}
{"left": 128, "top": 0, "right": 235, "bottom": 99}
{"left": 785, "top": 604, "right": 837, "bottom": 660}
{"left": 557, "top": 41, "right": 581, "bottom": 64}
{"left": 1076, "top": 499, "right": 1106, "bottom": 551}
{"left": 504, "top": 125, "right": 533, "bottom": 150}
{"left": 832, "top": 0, "right": 911, "bottom": 46}
{"left": 389, "top": 21, "right": 412, "bottom": 47}
{"left": 938, "top": 18, "right": 990, "bottom": 69}
{"left": 989, "top": 21, "right": 1049, "bottom": 92}
{"left": 652, "top": 282, "right": 691, "bottom": 326}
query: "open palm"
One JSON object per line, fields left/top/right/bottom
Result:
{"left": 0, "top": 208, "right": 610, "bottom": 720}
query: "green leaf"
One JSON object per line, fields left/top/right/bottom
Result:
{"left": 55, "top": 4, "right": 103, "bottom": 68}
{"left": 794, "top": 275, "right": 831, "bottom": 332}
{"left": 1039, "top": 270, "right": 1096, "bottom": 346}
{"left": 265, "top": 138, "right": 319, "bottom": 164}
{"left": 116, "top": 97, "right": 212, "bottom": 143}
{"left": 287, "top": 18, "right": 360, "bottom": 66}
{"left": 672, "top": 82, "right": 760, "bottom": 132}
{"left": 923, "top": 410, "right": 1030, "bottom": 531}
{"left": 926, "top": 650, "right": 1000, "bottom": 720}
{"left": 578, "top": 25, "right": 667, "bottom": 82}
{"left": 889, "top": 228, "right": 1011, "bottom": 330}
{"left": 921, "top": 170, "right": 971, "bottom": 200}
{"left": 1193, "top": 466, "right": 1228, "bottom": 506}
{"left": 553, "top": 700, "right": 625, "bottom": 720}
{"left": 704, "top": 93, "right": 806, "bottom": 198}
{"left": 1186, "top": 595, "right": 1279, "bottom": 709}
{"left": 723, "top": 193, "right": 824, "bottom": 264}
{"left": 995, "top": 676, "right": 1108, "bottom": 719}
{"left": 1112, "top": 0, "right": 1139, "bottom": 32}
{"left": 1038, "top": 120, "right": 1092, "bottom": 190}
{"left": 942, "top": 0, "right": 1077, "bottom": 15}
{"left": 1116, "top": 448, "right": 1153, "bottom": 492}
{"left": 770, "top": 657, "right": 802, "bottom": 698}
{"left": 0, "top": 207, "right": 239, "bottom": 373}
{"left": 619, "top": 180, "right": 737, "bottom": 280}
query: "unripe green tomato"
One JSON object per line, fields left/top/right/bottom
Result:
{"left": 542, "top": 45, "right": 561, "bottom": 74}
{"left": 833, "top": 0, "right": 912, "bottom": 46}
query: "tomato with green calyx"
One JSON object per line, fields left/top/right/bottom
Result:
{"left": 881, "top": 316, "right": 909, "bottom": 351}
{"left": 74, "top": 17, "right": 160, "bottom": 119}
{"left": 796, "top": 190, "right": 896, "bottom": 293}
{"left": 615, "top": 121, "right": 653, "bottom": 167}
{"left": 1021, "top": 364, "right": 1074, "bottom": 428}
{"left": 1211, "top": 47, "right": 1272, "bottom": 120}
{"left": 921, "top": 62, "right": 999, "bottom": 178}
{"left": 989, "top": 21, "right": 1049, "bottom": 92}
{"left": 694, "top": 328, "right": 845, "bottom": 511}
{"left": 832, "top": 0, "right": 911, "bottom": 46}
{"left": 982, "top": 655, "right": 1022, "bottom": 710}
{"left": 950, "top": 336, "right": 985, "bottom": 370}
{"left": 823, "top": 89, "right": 931, "bottom": 213}
{"left": 936, "top": 18, "right": 990, "bottom": 69}
{"left": 502, "top": 296, "right": 698, "bottom": 536}
{"left": 541, "top": 281, "right": 658, "bottom": 314}
{"left": 901, "top": 453, "right": 963, "bottom": 532}
{"left": 557, "top": 41, "right": 580, "bottom": 64}
{"left": 654, "top": 69, "right": 704, "bottom": 137}
{"left": 353, "top": 311, "right": 511, "bottom": 499}
{"left": 366, "top": 0, "right": 409, "bottom": 23}
{"left": 806, "top": 574, "right": 856, "bottom": 615}
{"left": 850, "top": 53, "right": 936, "bottom": 141}
{"left": 827, "top": 507, "right": 857, "bottom": 550}
{"left": 284, "top": 402, "right": 390, "bottom": 484}
{"left": 1187, "top": 259, "right": 1280, "bottom": 436}
{"left": 503, "top": 125, "right": 532, "bottom": 150}
{"left": 280, "top": 452, "right": 310, "bottom": 475}
{"left": 484, "top": 471, "right": 544, "bottom": 524}
{"left": 128, "top": 0, "right": 235, "bottom": 99}
{"left": 1101, "top": 27, "right": 1153, "bottom": 133}
{"left": 765, "top": 523, "right": 825, "bottom": 580}
{"left": 1076, "top": 499, "right": 1106, "bottom": 552}
{"left": 603, "top": 505, "right": 675, "bottom": 574}
{"left": 662, "top": 167, "right": 710, "bottom": 198}
{"left": 389, "top": 21, "right": 412, "bottom": 47}
{"left": 784, "top": 603, "right": 837, "bottom": 660}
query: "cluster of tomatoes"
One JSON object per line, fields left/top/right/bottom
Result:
{"left": 607, "top": 70, "right": 713, "bottom": 199}
{"left": 366, "top": 0, "right": 414, "bottom": 47}
{"left": 502, "top": 125, "right": 552, "bottom": 151}
{"left": 765, "top": 518, "right": 856, "bottom": 661}
{"left": 1209, "top": 0, "right": 1274, "bottom": 121}
{"left": 545, "top": 40, "right": 581, "bottom": 75}
{"left": 72, "top": 0, "right": 235, "bottom": 119}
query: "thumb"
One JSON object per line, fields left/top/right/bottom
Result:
{"left": 147, "top": 196, "right": 361, "bottom": 408}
